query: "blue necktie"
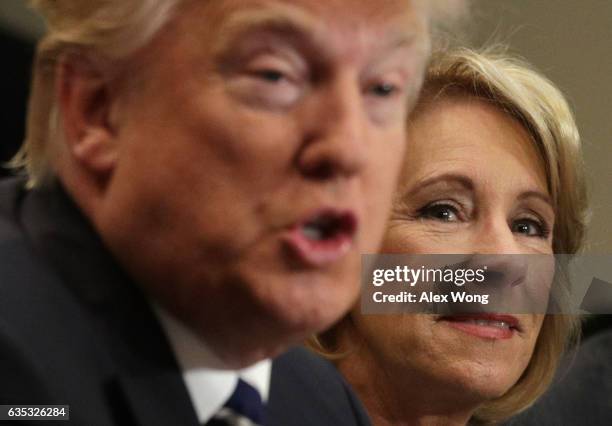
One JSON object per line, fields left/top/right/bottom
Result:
{"left": 205, "top": 378, "right": 266, "bottom": 426}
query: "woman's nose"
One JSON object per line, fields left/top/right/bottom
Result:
{"left": 468, "top": 218, "right": 528, "bottom": 288}
{"left": 475, "top": 218, "right": 522, "bottom": 255}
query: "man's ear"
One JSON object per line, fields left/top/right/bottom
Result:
{"left": 57, "top": 55, "right": 121, "bottom": 180}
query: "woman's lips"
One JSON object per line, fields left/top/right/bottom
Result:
{"left": 438, "top": 314, "right": 520, "bottom": 340}
{"left": 283, "top": 209, "right": 358, "bottom": 267}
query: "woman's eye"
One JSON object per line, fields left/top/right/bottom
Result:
{"left": 418, "top": 203, "right": 459, "bottom": 222}
{"left": 512, "top": 219, "right": 549, "bottom": 238}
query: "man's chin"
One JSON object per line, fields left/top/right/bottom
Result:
{"left": 204, "top": 307, "right": 329, "bottom": 368}
{"left": 210, "top": 337, "right": 293, "bottom": 369}
{"left": 255, "top": 272, "right": 359, "bottom": 332}
{"left": 185, "top": 270, "right": 357, "bottom": 367}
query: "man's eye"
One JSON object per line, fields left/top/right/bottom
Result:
{"left": 418, "top": 203, "right": 459, "bottom": 222}
{"left": 254, "top": 69, "right": 286, "bottom": 83}
{"left": 369, "top": 82, "right": 399, "bottom": 97}
{"left": 512, "top": 219, "right": 549, "bottom": 238}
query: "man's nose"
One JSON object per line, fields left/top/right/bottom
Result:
{"left": 296, "top": 75, "right": 369, "bottom": 180}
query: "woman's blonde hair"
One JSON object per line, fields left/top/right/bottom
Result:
{"left": 312, "top": 46, "right": 589, "bottom": 424}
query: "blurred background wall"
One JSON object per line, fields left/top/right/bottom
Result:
{"left": 0, "top": 0, "right": 610, "bottom": 254}
{"left": 468, "top": 0, "right": 612, "bottom": 335}
{"left": 0, "top": 0, "right": 40, "bottom": 179}
{"left": 470, "top": 0, "right": 612, "bottom": 255}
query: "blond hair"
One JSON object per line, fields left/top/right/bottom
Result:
{"left": 420, "top": 47, "right": 587, "bottom": 424}
{"left": 11, "top": 0, "right": 469, "bottom": 187}
{"left": 10, "top": 0, "right": 184, "bottom": 187}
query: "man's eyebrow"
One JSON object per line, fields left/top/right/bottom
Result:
{"left": 385, "top": 33, "right": 421, "bottom": 51}
{"left": 212, "top": 7, "right": 321, "bottom": 56}
{"left": 213, "top": 7, "right": 423, "bottom": 60}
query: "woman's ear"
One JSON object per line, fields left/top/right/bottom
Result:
{"left": 57, "top": 55, "right": 121, "bottom": 181}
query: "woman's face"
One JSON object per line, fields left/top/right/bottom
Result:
{"left": 350, "top": 96, "right": 553, "bottom": 403}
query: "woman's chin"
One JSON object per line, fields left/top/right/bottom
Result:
{"left": 435, "top": 360, "right": 522, "bottom": 403}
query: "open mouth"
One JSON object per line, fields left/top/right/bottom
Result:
{"left": 301, "top": 212, "right": 357, "bottom": 241}
{"left": 438, "top": 314, "right": 521, "bottom": 339}
{"left": 284, "top": 209, "right": 358, "bottom": 267}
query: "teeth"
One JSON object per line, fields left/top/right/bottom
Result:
{"left": 302, "top": 215, "right": 339, "bottom": 241}
{"left": 302, "top": 224, "right": 324, "bottom": 240}
{"left": 463, "top": 319, "right": 511, "bottom": 329}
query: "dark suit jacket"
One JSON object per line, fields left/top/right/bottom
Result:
{"left": 0, "top": 177, "right": 370, "bottom": 426}
{"left": 506, "top": 331, "right": 612, "bottom": 426}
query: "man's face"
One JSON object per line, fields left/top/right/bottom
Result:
{"left": 96, "top": 0, "right": 429, "bottom": 366}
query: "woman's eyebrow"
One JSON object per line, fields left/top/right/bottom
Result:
{"left": 408, "top": 173, "right": 475, "bottom": 194}
{"left": 396, "top": 173, "right": 474, "bottom": 204}
{"left": 517, "top": 190, "right": 553, "bottom": 209}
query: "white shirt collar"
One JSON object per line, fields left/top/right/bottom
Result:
{"left": 153, "top": 306, "right": 271, "bottom": 424}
